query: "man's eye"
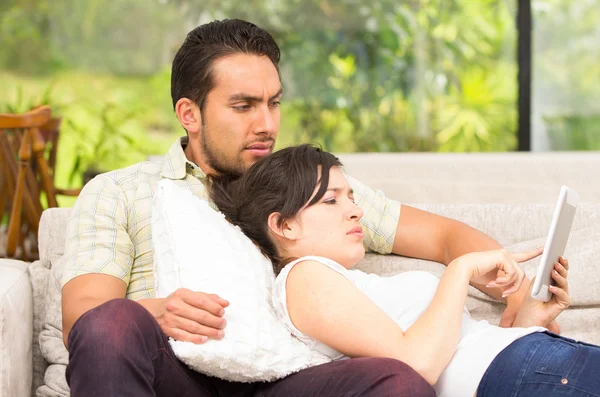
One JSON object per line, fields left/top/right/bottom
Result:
{"left": 233, "top": 105, "right": 250, "bottom": 111}
{"left": 270, "top": 101, "right": 281, "bottom": 107}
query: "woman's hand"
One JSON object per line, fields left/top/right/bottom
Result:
{"left": 452, "top": 248, "right": 542, "bottom": 298}
{"left": 513, "top": 256, "right": 571, "bottom": 329}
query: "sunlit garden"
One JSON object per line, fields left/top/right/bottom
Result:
{"left": 2, "top": 0, "right": 599, "bottom": 200}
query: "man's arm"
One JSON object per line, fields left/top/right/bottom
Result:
{"left": 392, "top": 205, "right": 530, "bottom": 303}
{"left": 60, "top": 175, "right": 228, "bottom": 350}
{"left": 60, "top": 175, "right": 138, "bottom": 349}
{"left": 62, "top": 274, "right": 127, "bottom": 348}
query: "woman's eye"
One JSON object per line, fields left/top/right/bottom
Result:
{"left": 324, "top": 199, "right": 337, "bottom": 204}
{"left": 349, "top": 196, "right": 356, "bottom": 203}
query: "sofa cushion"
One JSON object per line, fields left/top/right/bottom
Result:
{"left": 36, "top": 254, "right": 69, "bottom": 397}
{"left": 28, "top": 261, "right": 51, "bottom": 395}
{"left": 36, "top": 209, "right": 71, "bottom": 397}
{"left": 0, "top": 259, "right": 33, "bottom": 397}
{"left": 38, "top": 208, "right": 71, "bottom": 269}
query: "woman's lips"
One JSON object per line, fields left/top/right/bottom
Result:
{"left": 347, "top": 226, "right": 364, "bottom": 238}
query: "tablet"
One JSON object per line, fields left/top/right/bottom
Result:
{"left": 531, "top": 185, "right": 579, "bottom": 302}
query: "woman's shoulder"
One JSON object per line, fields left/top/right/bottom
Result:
{"left": 278, "top": 256, "right": 348, "bottom": 280}
{"left": 272, "top": 256, "right": 350, "bottom": 323}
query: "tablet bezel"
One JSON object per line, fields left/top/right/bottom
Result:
{"left": 531, "top": 185, "right": 579, "bottom": 302}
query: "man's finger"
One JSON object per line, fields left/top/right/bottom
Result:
{"left": 208, "top": 293, "right": 230, "bottom": 308}
{"left": 175, "top": 305, "right": 228, "bottom": 330}
{"left": 512, "top": 247, "right": 544, "bottom": 263}
{"left": 171, "top": 315, "right": 226, "bottom": 340}
{"left": 182, "top": 291, "right": 228, "bottom": 317}
{"left": 167, "top": 327, "right": 208, "bottom": 344}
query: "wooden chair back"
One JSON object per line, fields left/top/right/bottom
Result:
{"left": 0, "top": 105, "right": 58, "bottom": 259}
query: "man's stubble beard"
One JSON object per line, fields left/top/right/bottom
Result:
{"left": 200, "top": 123, "right": 246, "bottom": 177}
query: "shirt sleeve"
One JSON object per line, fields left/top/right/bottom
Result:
{"left": 345, "top": 172, "right": 402, "bottom": 254}
{"left": 61, "top": 174, "right": 135, "bottom": 288}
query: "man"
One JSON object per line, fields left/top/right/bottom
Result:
{"left": 61, "top": 19, "right": 552, "bottom": 397}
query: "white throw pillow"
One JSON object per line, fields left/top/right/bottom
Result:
{"left": 152, "top": 179, "right": 331, "bottom": 382}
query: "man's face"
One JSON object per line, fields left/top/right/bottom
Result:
{"left": 197, "top": 53, "right": 282, "bottom": 175}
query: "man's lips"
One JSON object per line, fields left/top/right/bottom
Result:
{"left": 347, "top": 226, "right": 364, "bottom": 237}
{"left": 246, "top": 142, "right": 273, "bottom": 156}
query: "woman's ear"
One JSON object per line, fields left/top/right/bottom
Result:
{"left": 175, "top": 98, "right": 202, "bottom": 134}
{"left": 267, "top": 212, "right": 297, "bottom": 241}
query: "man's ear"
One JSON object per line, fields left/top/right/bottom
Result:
{"left": 267, "top": 212, "right": 297, "bottom": 241}
{"left": 175, "top": 98, "right": 202, "bottom": 134}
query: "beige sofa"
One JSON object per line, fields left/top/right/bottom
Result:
{"left": 1, "top": 151, "right": 600, "bottom": 397}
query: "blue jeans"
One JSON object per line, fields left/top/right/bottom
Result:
{"left": 477, "top": 332, "right": 600, "bottom": 397}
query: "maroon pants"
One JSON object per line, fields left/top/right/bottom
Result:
{"left": 66, "top": 299, "right": 435, "bottom": 397}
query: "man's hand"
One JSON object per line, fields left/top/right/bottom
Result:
{"left": 141, "top": 288, "right": 229, "bottom": 344}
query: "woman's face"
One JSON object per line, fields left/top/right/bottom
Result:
{"left": 284, "top": 166, "right": 365, "bottom": 268}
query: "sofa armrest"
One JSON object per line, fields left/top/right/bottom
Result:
{"left": 0, "top": 259, "right": 33, "bottom": 397}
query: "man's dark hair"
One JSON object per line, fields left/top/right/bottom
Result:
{"left": 171, "top": 19, "right": 281, "bottom": 112}
{"left": 210, "top": 144, "right": 342, "bottom": 274}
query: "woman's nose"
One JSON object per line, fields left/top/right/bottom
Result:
{"left": 348, "top": 202, "right": 363, "bottom": 220}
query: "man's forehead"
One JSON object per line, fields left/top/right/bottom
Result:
{"left": 211, "top": 54, "right": 281, "bottom": 98}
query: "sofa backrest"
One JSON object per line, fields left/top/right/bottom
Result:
{"left": 38, "top": 208, "right": 71, "bottom": 269}
{"left": 338, "top": 151, "right": 600, "bottom": 204}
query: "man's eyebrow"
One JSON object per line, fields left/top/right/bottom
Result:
{"left": 270, "top": 87, "right": 284, "bottom": 101}
{"left": 228, "top": 87, "right": 283, "bottom": 103}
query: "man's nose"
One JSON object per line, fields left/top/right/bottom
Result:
{"left": 253, "top": 106, "right": 277, "bottom": 136}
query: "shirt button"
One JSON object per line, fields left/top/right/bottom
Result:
{"left": 561, "top": 378, "right": 569, "bottom": 385}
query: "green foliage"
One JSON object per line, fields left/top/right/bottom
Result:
{"left": 1, "top": 0, "right": 597, "bottom": 161}
{"left": 434, "top": 65, "right": 517, "bottom": 151}
{"left": 0, "top": 82, "right": 62, "bottom": 113}
{"left": 66, "top": 103, "right": 144, "bottom": 183}
{"left": 0, "top": 70, "right": 178, "bottom": 192}
{"left": 544, "top": 115, "right": 600, "bottom": 150}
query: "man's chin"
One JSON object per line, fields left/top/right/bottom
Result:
{"left": 242, "top": 150, "right": 272, "bottom": 168}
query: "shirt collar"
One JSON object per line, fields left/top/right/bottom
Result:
{"left": 160, "top": 137, "right": 207, "bottom": 181}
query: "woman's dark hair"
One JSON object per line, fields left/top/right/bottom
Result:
{"left": 171, "top": 19, "right": 281, "bottom": 112}
{"left": 210, "top": 144, "right": 342, "bottom": 274}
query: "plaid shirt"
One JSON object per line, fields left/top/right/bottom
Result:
{"left": 61, "top": 138, "right": 402, "bottom": 300}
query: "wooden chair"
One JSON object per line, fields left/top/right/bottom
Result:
{"left": 0, "top": 106, "right": 79, "bottom": 259}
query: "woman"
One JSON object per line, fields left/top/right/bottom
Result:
{"left": 209, "top": 144, "right": 599, "bottom": 397}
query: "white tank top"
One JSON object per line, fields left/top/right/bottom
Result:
{"left": 272, "top": 256, "right": 545, "bottom": 397}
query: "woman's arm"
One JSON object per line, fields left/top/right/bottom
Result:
{"left": 286, "top": 260, "right": 469, "bottom": 384}
{"left": 285, "top": 250, "right": 537, "bottom": 385}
